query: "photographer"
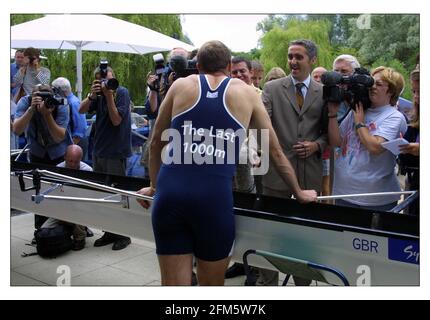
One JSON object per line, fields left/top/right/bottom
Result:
{"left": 332, "top": 54, "right": 362, "bottom": 122}
{"left": 145, "top": 47, "right": 190, "bottom": 119}
{"left": 328, "top": 66, "right": 407, "bottom": 210}
{"left": 13, "top": 84, "right": 71, "bottom": 165}
{"left": 13, "top": 47, "right": 51, "bottom": 103}
{"left": 13, "top": 84, "right": 71, "bottom": 230}
{"left": 79, "top": 63, "right": 132, "bottom": 251}
{"left": 142, "top": 48, "right": 190, "bottom": 176}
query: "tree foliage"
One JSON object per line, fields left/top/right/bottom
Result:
{"left": 259, "top": 18, "right": 333, "bottom": 74}
{"left": 347, "top": 14, "right": 419, "bottom": 99}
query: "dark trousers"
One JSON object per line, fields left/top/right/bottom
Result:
{"left": 92, "top": 155, "right": 130, "bottom": 242}
{"left": 30, "top": 153, "right": 64, "bottom": 229}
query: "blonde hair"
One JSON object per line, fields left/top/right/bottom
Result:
{"left": 410, "top": 68, "right": 419, "bottom": 129}
{"left": 265, "top": 67, "right": 287, "bottom": 82}
{"left": 371, "top": 66, "right": 405, "bottom": 106}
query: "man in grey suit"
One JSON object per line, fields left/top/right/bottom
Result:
{"left": 260, "top": 39, "right": 328, "bottom": 286}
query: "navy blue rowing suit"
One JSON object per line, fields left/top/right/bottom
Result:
{"left": 152, "top": 75, "right": 246, "bottom": 261}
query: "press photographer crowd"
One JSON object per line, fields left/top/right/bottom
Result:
{"left": 10, "top": 39, "right": 420, "bottom": 285}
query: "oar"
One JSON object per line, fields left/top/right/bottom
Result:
{"left": 317, "top": 191, "right": 416, "bottom": 201}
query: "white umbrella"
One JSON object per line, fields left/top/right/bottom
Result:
{"left": 11, "top": 14, "right": 195, "bottom": 99}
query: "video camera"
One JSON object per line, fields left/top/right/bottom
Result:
{"left": 35, "top": 87, "right": 65, "bottom": 109}
{"left": 321, "top": 67, "right": 374, "bottom": 110}
{"left": 169, "top": 55, "right": 198, "bottom": 80}
{"left": 98, "top": 59, "right": 119, "bottom": 91}
{"left": 150, "top": 53, "right": 199, "bottom": 92}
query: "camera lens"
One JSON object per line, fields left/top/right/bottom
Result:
{"left": 106, "top": 78, "right": 119, "bottom": 90}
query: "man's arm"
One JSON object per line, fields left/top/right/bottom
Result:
{"left": 13, "top": 97, "right": 34, "bottom": 136}
{"left": 147, "top": 74, "right": 160, "bottom": 114}
{"left": 327, "top": 102, "right": 342, "bottom": 147}
{"left": 103, "top": 85, "right": 130, "bottom": 127}
{"left": 148, "top": 85, "right": 175, "bottom": 187}
{"left": 136, "top": 80, "right": 176, "bottom": 208}
{"left": 79, "top": 81, "right": 99, "bottom": 114}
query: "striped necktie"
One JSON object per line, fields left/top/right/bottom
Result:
{"left": 295, "top": 82, "right": 305, "bottom": 108}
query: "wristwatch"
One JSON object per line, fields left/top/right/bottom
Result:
{"left": 355, "top": 122, "right": 367, "bottom": 130}
{"left": 87, "top": 93, "right": 96, "bottom": 101}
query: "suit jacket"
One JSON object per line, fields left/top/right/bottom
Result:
{"left": 262, "top": 75, "right": 327, "bottom": 192}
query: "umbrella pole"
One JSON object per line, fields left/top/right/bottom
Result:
{"left": 76, "top": 44, "right": 83, "bottom": 100}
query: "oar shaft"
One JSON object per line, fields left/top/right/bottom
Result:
{"left": 37, "top": 170, "right": 154, "bottom": 202}
{"left": 317, "top": 191, "right": 415, "bottom": 201}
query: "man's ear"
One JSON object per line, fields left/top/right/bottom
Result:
{"left": 226, "top": 62, "right": 232, "bottom": 74}
{"left": 310, "top": 56, "right": 317, "bottom": 65}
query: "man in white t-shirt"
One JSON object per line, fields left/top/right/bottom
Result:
{"left": 328, "top": 66, "right": 407, "bottom": 210}
{"left": 41, "top": 144, "right": 93, "bottom": 250}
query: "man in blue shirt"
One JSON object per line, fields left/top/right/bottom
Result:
{"left": 11, "top": 49, "right": 25, "bottom": 97}
{"left": 79, "top": 65, "right": 132, "bottom": 251}
{"left": 52, "top": 77, "right": 89, "bottom": 160}
{"left": 13, "top": 84, "right": 72, "bottom": 230}
{"left": 13, "top": 84, "right": 71, "bottom": 165}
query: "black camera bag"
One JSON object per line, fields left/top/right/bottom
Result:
{"left": 35, "top": 225, "right": 73, "bottom": 258}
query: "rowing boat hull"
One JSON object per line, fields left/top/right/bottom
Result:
{"left": 11, "top": 162, "right": 419, "bottom": 285}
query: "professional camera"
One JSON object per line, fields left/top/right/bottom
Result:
{"left": 321, "top": 67, "right": 374, "bottom": 110}
{"left": 169, "top": 55, "right": 199, "bottom": 80}
{"left": 98, "top": 59, "right": 119, "bottom": 91}
{"left": 150, "top": 53, "right": 169, "bottom": 91}
{"left": 35, "top": 88, "right": 65, "bottom": 109}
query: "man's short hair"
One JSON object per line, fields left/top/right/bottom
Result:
{"left": 168, "top": 47, "right": 189, "bottom": 61}
{"left": 371, "top": 66, "right": 405, "bottom": 106}
{"left": 232, "top": 56, "right": 252, "bottom": 71}
{"left": 23, "top": 47, "right": 40, "bottom": 59}
{"left": 333, "top": 54, "right": 361, "bottom": 70}
{"left": 197, "top": 41, "right": 231, "bottom": 73}
{"left": 52, "top": 77, "right": 72, "bottom": 94}
{"left": 289, "top": 39, "right": 318, "bottom": 60}
{"left": 15, "top": 49, "right": 24, "bottom": 54}
{"left": 32, "top": 84, "right": 53, "bottom": 94}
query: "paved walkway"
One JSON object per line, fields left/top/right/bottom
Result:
{"left": 11, "top": 212, "right": 257, "bottom": 286}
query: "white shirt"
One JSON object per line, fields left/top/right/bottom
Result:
{"left": 57, "top": 161, "right": 93, "bottom": 172}
{"left": 291, "top": 75, "right": 311, "bottom": 98}
{"left": 333, "top": 105, "right": 407, "bottom": 206}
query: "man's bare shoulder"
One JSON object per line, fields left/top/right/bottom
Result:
{"left": 227, "top": 78, "right": 255, "bottom": 96}
{"left": 171, "top": 74, "right": 199, "bottom": 91}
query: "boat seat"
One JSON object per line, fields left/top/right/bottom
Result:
{"left": 242, "top": 249, "right": 349, "bottom": 286}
